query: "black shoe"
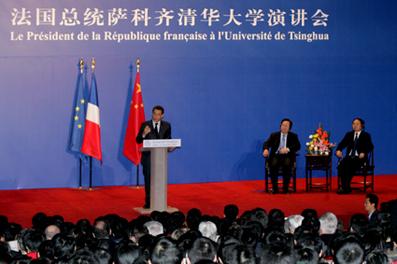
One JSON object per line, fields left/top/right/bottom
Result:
{"left": 143, "top": 204, "right": 150, "bottom": 209}
{"left": 337, "top": 189, "right": 348, "bottom": 194}
{"left": 271, "top": 189, "right": 279, "bottom": 194}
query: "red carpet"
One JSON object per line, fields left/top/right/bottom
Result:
{"left": 0, "top": 175, "right": 396, "bottom": 228}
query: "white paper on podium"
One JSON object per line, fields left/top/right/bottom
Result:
{"left": 143, "top": 139, "right": 181, "bottom": 148}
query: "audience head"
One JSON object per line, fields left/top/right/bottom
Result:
{"left": 258, "top": 243, "right": 296, "bottom": 264}
{"left": 349, "top": 213, "right": 368, "bottom": 235}
{"left": 365, "top": 250, "right": 389, "bottom": 264}
{"left": 284, "top": 214, "right": 303, "bottom": 234}
{"left": 199, "top": 221, "right": 218, "bottom": 242}
{"left": 224, "top": 204, "right": 239, "bottom": 221}
{"left": 187, "top": 208, "right": 202, "bottom": 231}
{"left": 144, "top": 221, "right": 164, "bottom": 237}
{"left": 319, "top": 212, "right": 338, "bottom": 235}
{"left": 296, "top": 247, "right": 319, "bottom": 264}
{"left": 44, "top": 224, "right": 60, "bottom": 240}
{"left": 267, "top": 209, "right": 285, "bottom": 231}
{"left": 151, "top": 237, "right": 181, "bottom": 264}
{"left": 334, "top": 242, "right": 364, "bottom": 264}
{"left": 187, "top": 237, "right": 217, "bottom": 264}
{"left": 18, "top": 229, "right": 44, "bottom": 253}
{"left": 301, "top": 209, "right": 318, "bottom": 220}
{"left": 31, "top": 212, "right": 48, "bottom": 232}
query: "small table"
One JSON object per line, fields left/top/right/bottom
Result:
{"left": 305, "top": 154, "right": 332, "bottom": 192}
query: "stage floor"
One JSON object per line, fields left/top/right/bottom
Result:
{"left": 0, "top": 175, "right": 396, "bottom": 227}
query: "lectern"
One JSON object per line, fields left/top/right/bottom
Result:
{"left": 134, "top": 139, "right": 181, "bottom": 214}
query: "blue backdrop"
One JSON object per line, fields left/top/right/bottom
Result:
{"left": 0, "top": 0, "right": 396, "bottom": 189}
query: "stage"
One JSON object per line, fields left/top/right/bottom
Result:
{"left": 1, "top": 175, "right": 396, "bottom": 228}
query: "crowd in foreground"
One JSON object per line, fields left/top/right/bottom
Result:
{"left": 0, "top": 193, "right": 396, "bottom": 264}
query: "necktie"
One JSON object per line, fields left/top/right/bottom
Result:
{"left": 282, "top": 134, "right": 286, "bottom": 148}
{"left": 279, "top": 134, "right": 286, "bottom": 152}
{"left": 351, "top": 133, "right": 358, "bottom": 156}
{"left": 154, "top": 123, "right": 159, "bottom": 138}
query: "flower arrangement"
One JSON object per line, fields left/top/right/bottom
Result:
{"left": 306, "top": 125, "right": 335, "bottom": 155}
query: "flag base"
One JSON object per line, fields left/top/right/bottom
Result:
{"left": 133, "top": 206, "right": 178, "bottom": 214}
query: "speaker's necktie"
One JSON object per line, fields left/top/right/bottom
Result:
{"left": 154, "top": 123, "right": 159, "bottom": 139}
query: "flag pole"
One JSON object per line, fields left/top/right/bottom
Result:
{"left": 79, "top": 158, "right": 82, "bottom": 189}
{"left": 88, "top": 57, "right": 96, "bottom": 191}
{"left": 78, "top": 58, "right": 84, "bottom": 190}
{"left": 89, "top": 157, "right": 93, "bottom": 190}
{"left": 135, "top": 58, "right": 141, "bottom": 188}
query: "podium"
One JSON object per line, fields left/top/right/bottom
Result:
{"left": 134, "top": 139, "right": 181, "bottom": 214}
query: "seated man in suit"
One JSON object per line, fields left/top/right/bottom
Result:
{"left": 136, "top": 105, "right": 171, "bottom": 208}
{"left": 336, "top": 117, "right": 374, "bottom": 194}
{"left": 262, "top": 118, "right": 301, "bottom": 193}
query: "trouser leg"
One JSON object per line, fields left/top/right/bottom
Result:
{"left": 141, "top": 155, "right": 151, "bottom": 206}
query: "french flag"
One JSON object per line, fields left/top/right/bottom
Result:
{"left": 81, "top": 72, "right": 102, "bottom": 162}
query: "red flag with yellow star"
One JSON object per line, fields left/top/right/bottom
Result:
{"left": 123, "top": 66, "right": 145, "bottom": 165}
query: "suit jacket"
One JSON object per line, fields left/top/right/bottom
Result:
{"left": 136, "top": 120, "right": 172, "bottom": 144}
{"left": 262, "top": 131, "right": 301, "bottom": 160}
{"left": 336, "top": 130, "right": 373, "bottom": 157}
{"left": 136, "top": 120, "right": 172, "bottom": 162}
{"left": 368, "top": 210, "right": 379, "bottom": 227}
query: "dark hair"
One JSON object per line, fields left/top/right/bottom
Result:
{"left": 251, "top": 208, "right": 268, "bottom": 229}
{"left": 38, "top": 240, "right": 55, "bottom": 261}
{"left": 299, "top": 217, "right": 321, "bottom": 235}
{"left": 177, "top": 230, "right": 202, "bottom": 253}
{"left": 349, "top": 214, "right": 368, "bottom": 236}
{"left": 224, "top": 204, "right": 239, "bottom": 221}
{"left": 258, "top": 243, "right": 296, "bottom": 264}
{"left": 240, "top": 221, "right": 263, "bottom": 247}
{"left": 0, "top": 241, "right": 12, "bottom": 263}
{"left": 52, "top": 233, "right": 76, "bottom": 260}
{"left": 151, "top": 237, "right": 181, "bottom": 264}
{"left": 220, "top": 244, "right": 255, "bottom": 264}
{"left": 366, "top": 193, "right": 379, "bottom": 209}
{"left": 167, "top": 212, "right": 186, "bottom": 235}
{"left": 188, "top": 237, "right": 217, "bottom": 264}
{"left": 18, "top": 229, "right": 45, "bottom": 253}
{"left": 301, "top": 209, "right": 318, "bottom": 220}
{"left": 280, "top": 118, "right": 293, "bottom": 130}
{"left": 296, "top": 247, "right": 319, "bottom": 264}
{"left": 69, "top": 248, "right": 99, "bottom": 263}
{"left": 267, "top": 209, "right": 285, "bottom": 230}
{"left": 295, "top": 234, "right": 324, "bottom": 255}
{"left": 114, "top": 243, "right": 142, "bottom": 264}
{"left": 365, "top": 250, "right": 389, "bottom": 264}
{"left": 94, "top": 247, "right": 113, "bottom": 264}
{"left": 152, "top": 105, "right": 165, "bottom": 114}
{"left": 187, "top": 208, "right": 202, "bottom": 231}
{"left": 352, "top": 117, "right": 365, "bottom": 129}
{"left": 31, "top": 212, "right": 49, "bottom": 232}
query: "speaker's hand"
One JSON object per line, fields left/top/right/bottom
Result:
{"left": 143, "top": 125, "right": 151, "bottom": 137}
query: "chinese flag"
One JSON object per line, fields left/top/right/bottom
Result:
{"left": 123, "top": 69, "right": 145, "bottom": 165}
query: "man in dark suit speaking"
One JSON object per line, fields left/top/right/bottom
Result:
{"left": 262, "top": 118, "right": 301, "bottom": 193}
{"left": 136, "top": 105, "right": 171, "bottom": 208}
{"left": 336, "top": 117, "right": 373, "bottom": 194}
